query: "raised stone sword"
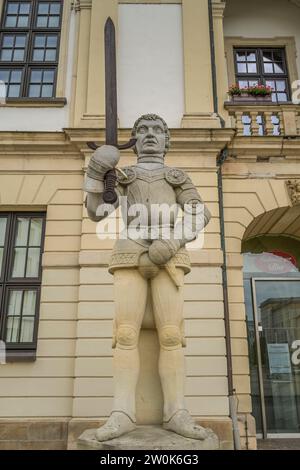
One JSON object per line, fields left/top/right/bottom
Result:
{"left": 87, "top": 17, "right": 136, "bottom": 204}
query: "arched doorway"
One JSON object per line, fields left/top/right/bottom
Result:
{"left": 242, "top": 206, "right": 300, "bottom": 438}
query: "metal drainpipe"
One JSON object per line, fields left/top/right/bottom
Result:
{"left": 208, "top": 0, "right": 242, "bottom": 450}
{"left": 217, "top": 149, "right": 242, "bottom": 451}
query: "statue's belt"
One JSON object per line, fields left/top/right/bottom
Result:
{"left": 108, "top": 246, "right": 191, "bottom": 276}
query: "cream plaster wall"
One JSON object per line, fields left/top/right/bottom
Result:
{"left": 224, "top": 0, "right": 300, "bottom": 79}
{"left": 117, "top": 4, "right": 185, "bottom": 128}
{"left": 0, "top": 148, "right": 83, "bottom": 417}
{"left": 0, "top": 6, "right": 75, "bottom": 132}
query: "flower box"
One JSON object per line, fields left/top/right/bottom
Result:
{"left": 228, "top": 84, "right": 273, "bottom": 103}
{"left": 231, "top": 94, "right": 273, "bottom": 103}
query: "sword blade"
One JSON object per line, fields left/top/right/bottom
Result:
{"left": 105, "top": 17, "right": 118, "bottom": 147}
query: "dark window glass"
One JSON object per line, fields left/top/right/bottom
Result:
{"left": 0, "top": 67, "right": 23, "bottom": 96}
{"left": 28, "top": 67, "right": 54, "bottom": 97}
{"left": 0, "top": 0, "right": 62, "bottom": 98}
{"left": 5, "top": 2, "right": 31, "bottom": 28}
{"left": 234, "top": 47, "right": 290, "bottom": 103}
{"left": 238, "top": 79, "right": 259, "bottom": 90}
{"left": 36, "top": 1, "right": 61, "bottom": 28}
{"left": 6, "top": 289, "right": 37, "bottom": 343}
{"left": 32, "top": 33, "right": 58, "bottom": 62}
{"left": 236, "top": 50, "right": 258, "bottom": 74}
{"left": 0, "top": 213, "right": 45, "bottom": 357}
{"left": 0, "top": 33, "right": 27, "bottom": 61}
{"left": 0, "top": 217, "right": 8, "bottom": 280}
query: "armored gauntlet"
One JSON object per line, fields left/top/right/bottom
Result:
{"left": 148, "top": 239, "right": 181, "bottom": 265}
{"left": 86, "top": 145, "right": 120, "bottom": 181}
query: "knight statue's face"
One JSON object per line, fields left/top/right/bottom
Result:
{"left": 135, "top": 119, "right": 166, "bottom": 158}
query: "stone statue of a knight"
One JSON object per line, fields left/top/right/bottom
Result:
{"left": 84, "top": 113, "right": 215, "bottom": 442}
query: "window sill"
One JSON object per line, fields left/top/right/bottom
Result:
{"left": 224, "top": 100, "right": 296, "bottom": 107}
{"left": 4, "top": 350, "right": 36, "bottom": 363}
{"left": 0, "top": 98, "right": 67, "bottom": 108}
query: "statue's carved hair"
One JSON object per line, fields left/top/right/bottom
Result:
{"left": 131, "top": 114, "right": 170, "bottom": 155}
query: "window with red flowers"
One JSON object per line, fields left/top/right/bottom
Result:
{"left": 234, "top": 47, "right": 291, "bottom": 103}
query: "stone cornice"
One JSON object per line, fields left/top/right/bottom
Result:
{"left": 2, "top": 128, "right": 300, "bottom": 163}
{"left": 226, "top": 135, "right": 300, "bottom": 161}
{"left": 64, "top": 127, "right": 235, "bottom": 156}
{"left": 0, "top": 128, "right": 234, "bottom": 167}
{"left": 0, "top": 131, "right": 80, "bottom": 156}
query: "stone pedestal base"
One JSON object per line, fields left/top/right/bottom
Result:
{"left": 78, "top": 425, "right": 219, "bottom": 450}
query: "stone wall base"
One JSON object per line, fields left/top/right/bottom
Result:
{"left": 0, "top": 419, "right": 69, "bottom": 450}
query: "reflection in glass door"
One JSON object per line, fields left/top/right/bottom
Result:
{"left": 251, "top": 279, "right": 300, "bottom": 436}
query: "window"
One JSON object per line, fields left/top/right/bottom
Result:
{"left": 0, "top": 213, "right": 45, "bottom": 360}
{"left": 0, "top": 1, "right": 63, "bottom": 98}
{"left": 234, "top": 47, "right": 290, "bottom": 102}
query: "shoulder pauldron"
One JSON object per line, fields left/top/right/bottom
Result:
{"left": 117, "top": 167, "right": 137, "bottom": 185}
{"left": 165, "top": 168, "right": 187, "bottom": 187}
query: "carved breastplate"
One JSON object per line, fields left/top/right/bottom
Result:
{"left": 116, "top": 165, "right": 186, "bottom": 228}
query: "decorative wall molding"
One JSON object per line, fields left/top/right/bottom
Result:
{"left": 74, "top": 0, "right": 92, "bottom": 11}
{"left": 286, "top": 179, "right": 300, "bottom": 205}
{"left": 212, "top": 1, "right": 225, "bottom": 18}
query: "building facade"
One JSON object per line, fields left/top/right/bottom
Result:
{"left": 0, "top": 0, "right": 299, "bottom": 450}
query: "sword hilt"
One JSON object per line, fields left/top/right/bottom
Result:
{"left": 86, "top": 138, "right": 137, "bottom": 204}
{"left": 87, "top": 138, "right": 137, "bottom": 151}
{"left": 103, "top": 169, "right": 118, "bottom": 204}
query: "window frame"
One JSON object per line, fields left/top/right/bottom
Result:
{"left": 3, "top": 285, "right": 41, "bottom": 350}
{"left": 0, "top": 212, "right": 46, "bottom": 361}
{"left": 233, "top": 46, "right": 291, "bottom": 103}
{"left": 0, "top": 0, "right": 63, "bottom": 99}
{"left": 0, "top": 214, "right": 10, "bottom": 283}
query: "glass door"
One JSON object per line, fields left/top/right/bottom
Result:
{"left": 251, "top": 278, "right": 300, "bottom": 437}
